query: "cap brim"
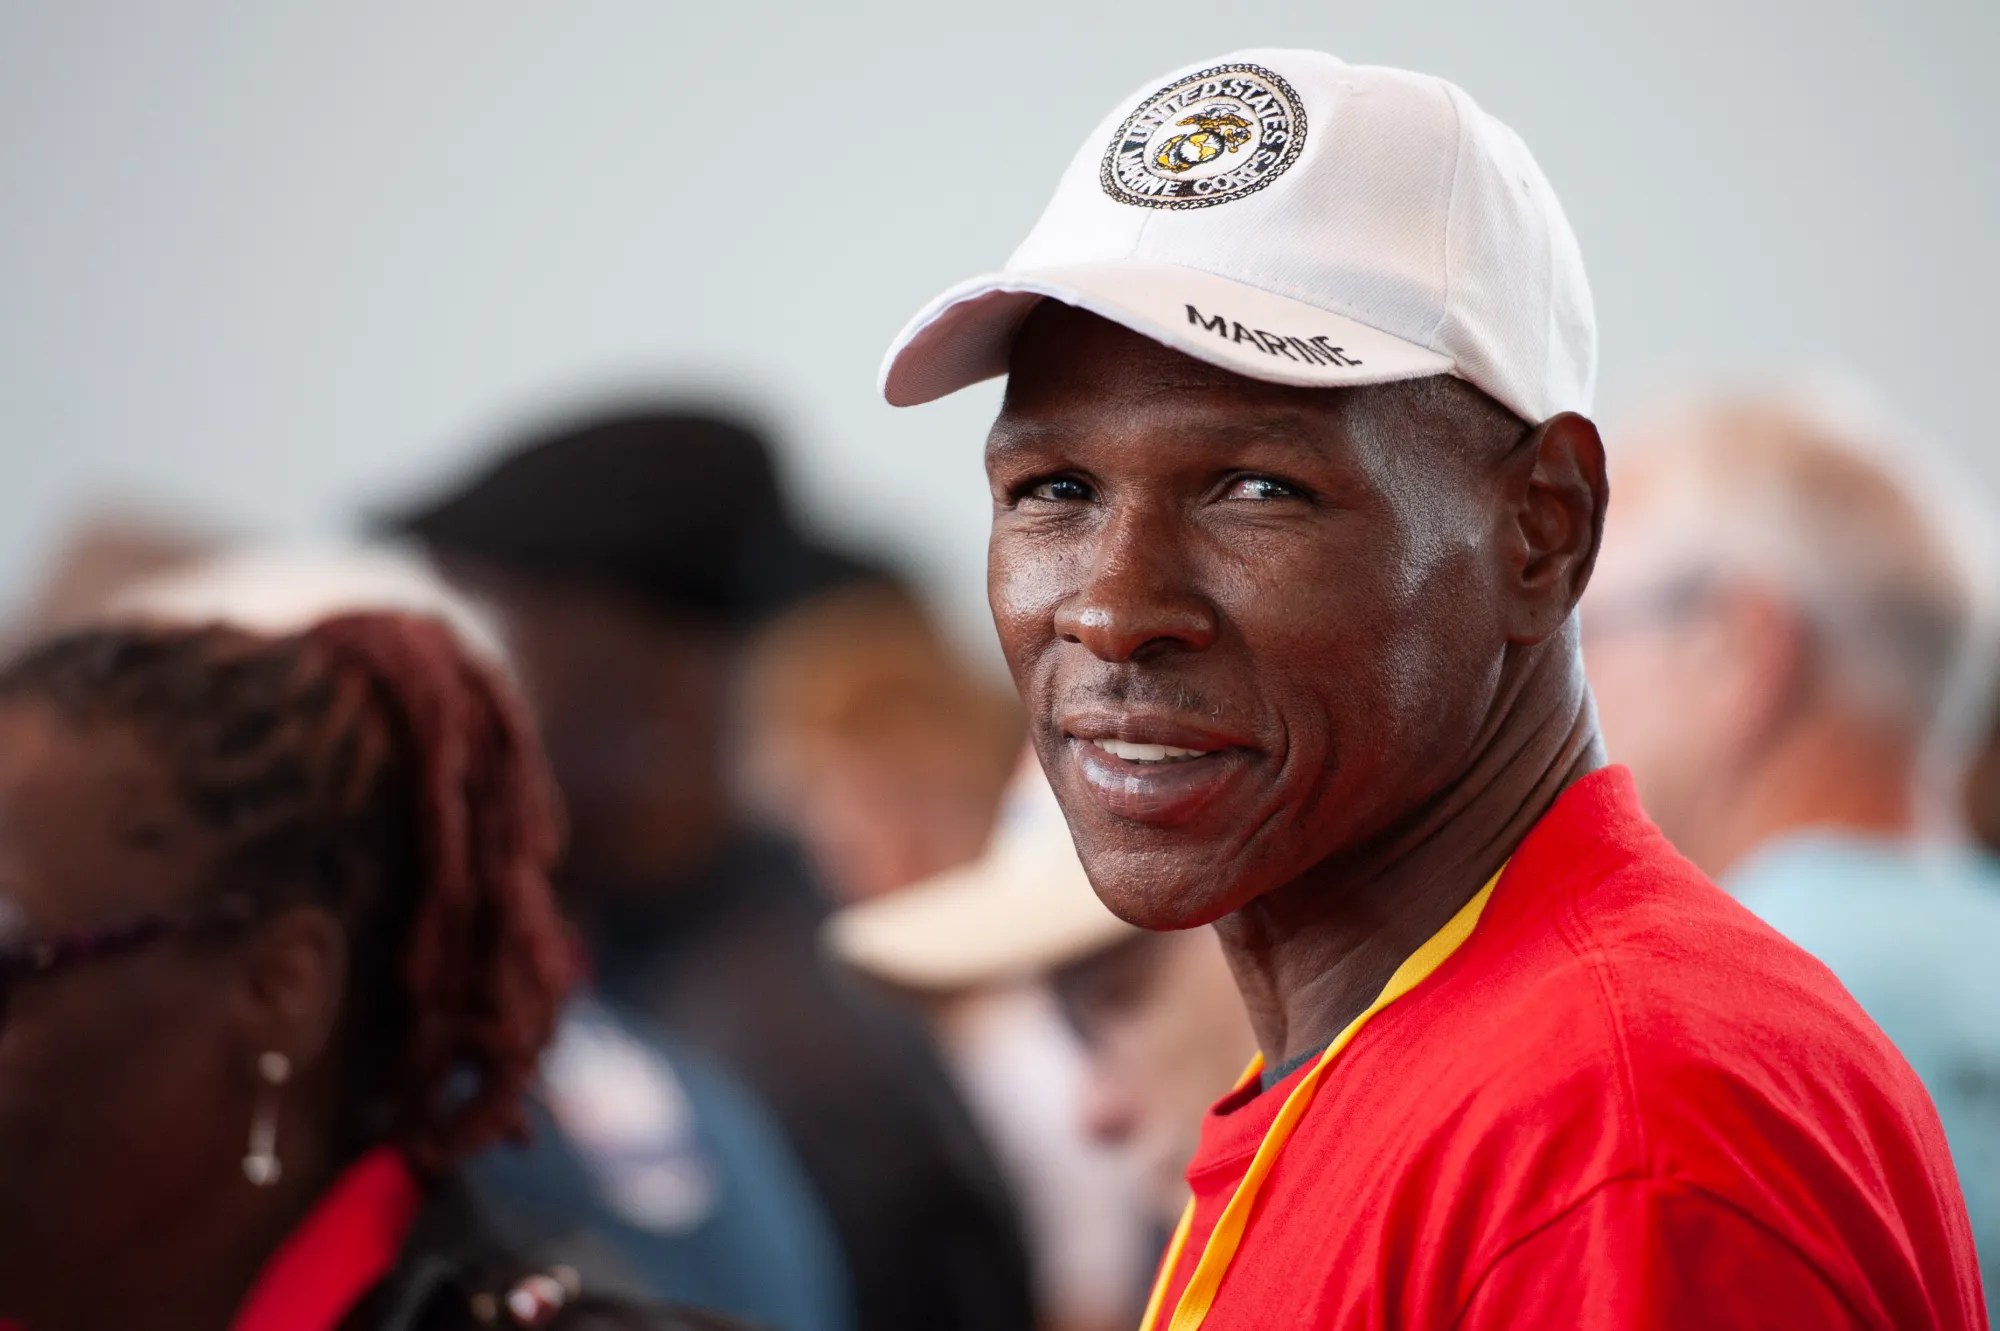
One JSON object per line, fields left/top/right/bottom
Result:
{"left": 880, "top": 260, "right": 1455, "bottom": 407}
{"left": 826, "top": 853, "right": 1137, "bottom": 993}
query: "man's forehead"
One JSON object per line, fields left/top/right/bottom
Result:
{"left": 992, "top": 302, "right": 1519, "bottom": 459}
{"left": 991, "top": 305, "right": 1371, "bottom": 455}
{"left": 987, "top": 398, "right": 1348, "bottom": 462}
{"left": 1003, "top": 302, "right": 1286, "bottom": 403}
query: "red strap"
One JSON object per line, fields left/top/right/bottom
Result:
{"left": 231, "top": 1146, "right": 423, "bottom": 1331}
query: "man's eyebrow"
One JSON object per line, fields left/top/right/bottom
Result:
{"left": 988, "top": 410, "right": 1340, "bottom": 462}
{"left": 984, "top": 418, "right": 1070, "bottom": 461}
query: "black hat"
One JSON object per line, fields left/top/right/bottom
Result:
{"left": 386, "top": 407, "right": 878, "bottom": 624}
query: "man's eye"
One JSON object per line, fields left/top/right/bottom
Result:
{"left": 1224, "top": 475, "right": 1306, "bottom": 501}
{"left": 1027, "top": 477, "right": 1094, "bottom": 502}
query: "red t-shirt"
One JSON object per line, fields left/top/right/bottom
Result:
{"left": 1151, "top": 767, "right": 1987, "bottom": 1329}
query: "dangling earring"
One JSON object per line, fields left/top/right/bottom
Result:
{"left": 243, "top": 1051, "right": 291, "bottom": 1187}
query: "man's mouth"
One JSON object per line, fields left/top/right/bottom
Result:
{"left": 1062, "top": 717, "right": 1255, "bottom": 826}
{"left": 1087, "top": 738, "right": 1214, "bottom": 764}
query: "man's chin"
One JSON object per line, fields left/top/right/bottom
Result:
{"left": 1088, "top": 864, "right": 1256, "bottom": 932}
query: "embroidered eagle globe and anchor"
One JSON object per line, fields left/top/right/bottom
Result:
{"left": 1149, "top": 109, "right": 1253, "bottom": 175}
{"left": 1099, "top": 62, "right": 1309, "bottom": 210}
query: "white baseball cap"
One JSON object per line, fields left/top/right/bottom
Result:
{"left": 827, "top": 752, "right": 1137, "bottom": 992}
{"left": 880, "top": 48, "right": 1595, "bottom": 425}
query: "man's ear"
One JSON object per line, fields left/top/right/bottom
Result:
{"left": 231, "top": 904, "right": 347, "bottom": 1076}
{"left": 1502, "top": 411, "right": 1608, "bottom": 645}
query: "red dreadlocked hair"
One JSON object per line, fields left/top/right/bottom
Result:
{"left": 0, "top": 611, "right": 577, "bottom": 1176}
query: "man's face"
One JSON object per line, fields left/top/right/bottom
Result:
{"left": 986, "top": 305, "right": 1522, "bottom": 928}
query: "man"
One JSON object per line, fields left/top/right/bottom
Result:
{"left": 877, "top": 47, "right": 1985, "bottom": 1328}
{"left": 1585, "top": 388, "right": 2000, "bottom": 1311}
{"left": 390, "top": 409, "right": 1034, "bottom": 1331}
{"left": 830, "top": 756, "right": 1256, "bottom": 1230}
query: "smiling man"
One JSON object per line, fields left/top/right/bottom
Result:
{"left": 877, "top": 48, "right": 1985, "bottom": 1331}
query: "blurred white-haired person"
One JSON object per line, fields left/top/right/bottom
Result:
{"left": 1584, "top": 383, "right": 2000, "bottom": 1303}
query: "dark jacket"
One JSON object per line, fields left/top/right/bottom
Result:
{"left": 589, "top": 836, "right": 1035, "bottom": 1331}
{"left": 341, "top": 1177, "right": 760, "bottom": 1331}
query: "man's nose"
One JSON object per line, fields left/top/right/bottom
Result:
{"left": 1052, "top": 514, "right": 1218, "bottom": 662}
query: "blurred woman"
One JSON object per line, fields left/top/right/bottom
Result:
{"left": 0, "top": 614, "right": 742, "bottom": 1331}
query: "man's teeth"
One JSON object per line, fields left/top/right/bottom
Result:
{"left": 1090, "top": 738, "right": 1209, "bottom": 763}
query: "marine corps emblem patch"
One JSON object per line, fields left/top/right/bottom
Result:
{"left": 1100, "top": 62, "right": 1307, "bottom": 210}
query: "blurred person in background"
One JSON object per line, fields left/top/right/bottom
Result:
{"left": 831, "top": 758, "right": 1257, "bottom": 1233}
{"left": 5, "top": 506, "right": 216, "bottom": 646}
{"left": 0, "top": 607, "right": 739, "bottom": 1331}
{"left": 391, "top": 408, "right": 1034, "bottom": 1331}
{"left": 738, "top": 576, "right": 1019, "bottom": 906}
{"left": 1585, "top": 386, "right": 2000, "bottom": 1298}
{"left": 740, "top": 584, "right": 1140, "bottom": 1331}
{"left": 113, "top": 546, "right": 854, "bottom": 1331}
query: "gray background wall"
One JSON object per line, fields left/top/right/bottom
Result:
{"left": 3, "top": 1, "right": 1994, "bottom": 648}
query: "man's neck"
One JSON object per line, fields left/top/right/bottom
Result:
{"left": 1213, "top": 681, "right": 1605, "bottom": 1070}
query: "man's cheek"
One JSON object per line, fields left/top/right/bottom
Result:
{"left": 989, "top": 574, "right": 1064, "bottom": 679}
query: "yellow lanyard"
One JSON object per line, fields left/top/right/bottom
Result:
{"left": 1138, "top": 866, "right": 1505, "bottom": 1331}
